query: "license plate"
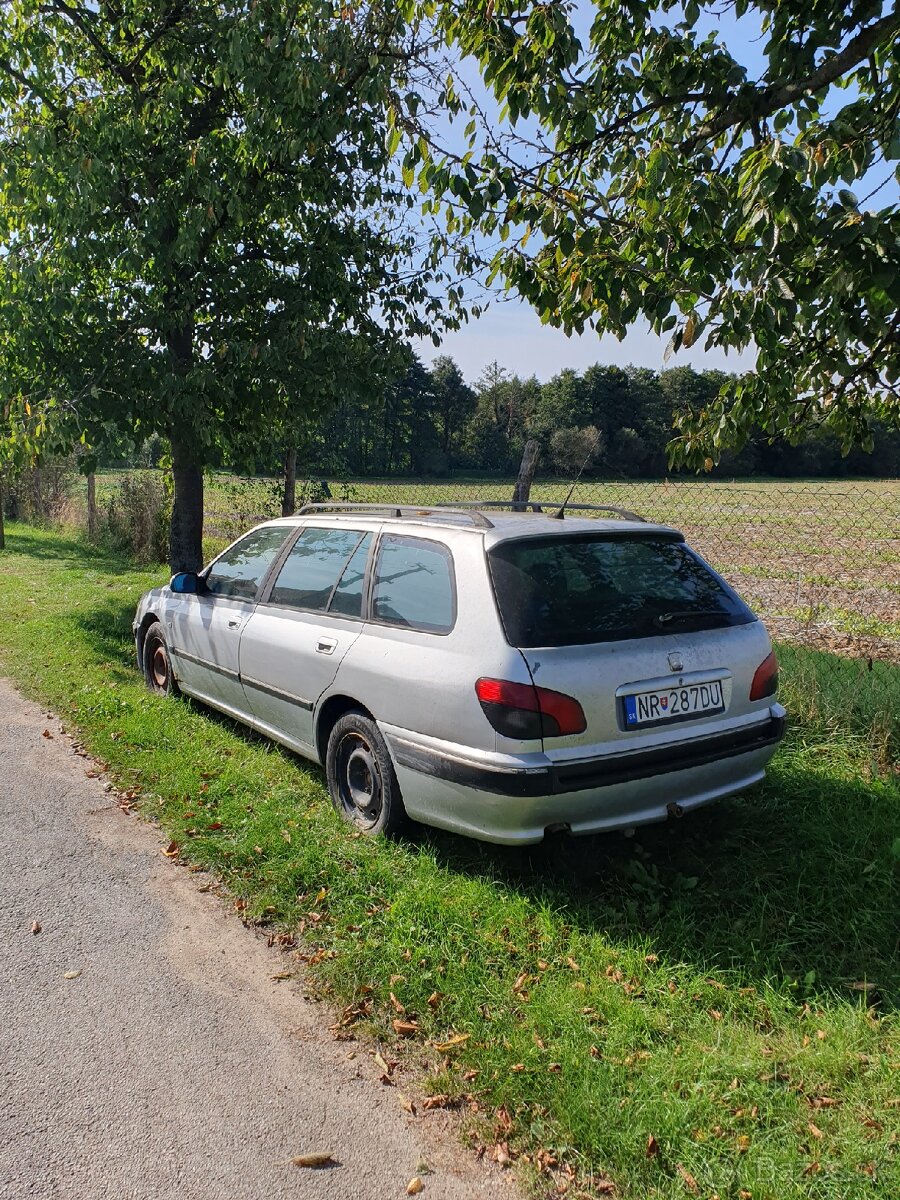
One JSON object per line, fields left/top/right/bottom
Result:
{"left": 623, "top": 679, "right": 725, "bottom": 728}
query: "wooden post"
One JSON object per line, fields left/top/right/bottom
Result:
{"left": 282, "top": 446, "right": 297, "bottom": 517}
{"left": 512, "top": 439, "right": 540, "bottom": 511}
{"left": 87, "top": 472, "right": 97, "bottom": 540}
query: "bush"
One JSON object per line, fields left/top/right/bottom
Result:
{"left": 98, "top": 471, "right": 170, "bottom": 564}
{"left": 2, "top": 458, "right": 76, "bottom": 524}
{"left": 549, "top": 424, "right": 602, "bottom": 475}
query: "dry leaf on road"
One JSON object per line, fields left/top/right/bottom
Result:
{"left": 392, "top": 1019, "right": 419, "bottom": 1036}
{"left": 31, "top": 921, "right": 41, "bottom": 934}
{"left": 63, "top": 970, "right": 81, "bottom": 980}
{"left": 406, "top": 1177, "right": 424, "bottom": 1195}
{"left": 291, "top": 1152, "right": 335, "bottom": 1168}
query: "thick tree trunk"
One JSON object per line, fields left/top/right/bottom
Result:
{"left": 0, "top": 476, "right": 5, "bottom": 550}
{"left": 169, "top": 441, "right": 204, "bottom": 574}
{"left": 512, "top": 439, "right": 541, "bottom": 511}
{"left": 281, "top": 446, "right": 297, "bottom": 517}
{"left": 86, "top": 472, "right": 97, "bottom": 541}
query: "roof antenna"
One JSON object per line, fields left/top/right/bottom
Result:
{"left": 552, "top": 428, "right": 602, "bottom": 519}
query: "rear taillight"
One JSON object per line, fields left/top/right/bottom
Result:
{"left": 750, "top": 650, "right": 779, "bottom": 700}
{"left": 476, "top": 677, "right": 587, "bottom": 739}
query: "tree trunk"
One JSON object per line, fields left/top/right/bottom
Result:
{"left": 282, "top": 446, "right": 297, "bottom": 517}
{"left": 86, "top": 472, "right": 97, "bottom": 541}
{"left": 0, "top": 476, "right": 5, "bottom": 550}
{"left": 169, "top": 441, "right": 204, "bottom": 574}
{"left": 512, "top": 439, "right": 541, "bottom": 511}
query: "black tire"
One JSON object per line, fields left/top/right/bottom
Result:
{"left": 141, "top": 620, "right": 180, "bottom": 697}
{"left": 325, "top": 711, "right": 407, "bottom": 836}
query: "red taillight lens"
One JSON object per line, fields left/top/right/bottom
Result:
{"left": 750, "top": 650, "right": 779, "bottom": 700}
{"left": 475, "top": 677, "right": 586, "bottom": 739}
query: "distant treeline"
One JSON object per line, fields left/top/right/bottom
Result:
{"left": 289, "top": 355, "right": 900, "bottom": 480}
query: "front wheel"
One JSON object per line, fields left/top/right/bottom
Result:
{"left": 325, "top": 712, "right": 407, "bottom": 836}
{"left": 141, "top": 621, "right": 180, "bottom": 697}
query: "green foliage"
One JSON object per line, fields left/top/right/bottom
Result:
{"left": 0, "top": 2, "right": 460, "bottom": 540}
{"left": 97, "top": 471, "right": 171, "bottom": 564}
{"left": 418, "top": 0, "right": 900, "bottom": 465}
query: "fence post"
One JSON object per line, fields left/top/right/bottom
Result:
{"left": 512, "top": 439, "right": 540, "bottom": 511}
{"left": 0, "top": 475, "right": 5, "bottom": 550}
{"left": 86, "top": 472, "right": 97, "bottom": 540}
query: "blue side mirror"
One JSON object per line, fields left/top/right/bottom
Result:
{"left": 170, "top": 572, "right": 203, "bottom": 594}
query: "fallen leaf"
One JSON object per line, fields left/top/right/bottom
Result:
{"left": 415, "top": 1157, "right": 431, "bottom": 1175}
{"left": 803, "top": 1161, "right": 821, "bottom": 1176}
{"left": 31, "top": 921, "right": 41, "bottom": 935}
{"left": 807, "top": 1122, "right": 824, "bottom": 1140}
{"left": 390, "top": 991, "right": 406, "bottom": 1014}
{"left": 42, "top": 728, "right": 52, "bottom": 739}
{"left": 676, "top": 1163, "right": 699, "bottom": 1193}
{"left": 374, "top": 1051, "right": 391, "bottom": 1075}
{"left": 197, "top": 882, "right": 211, "bottom": 893}
{"left": 271, "top": 971, "right": 293, "bottom": 981}
{"left": 710, "top": 1009, "right": 723, "bottom": 1021}
{"left": 851, "top": 981, "right": 876, "bottom": 993}
{"left": 291, "top": 1152, "right": 334, "bottom": 1168}
{"left": 207, "top": 821, "right": 223, "bottom": 831}
{"left": 406, "top": 1176, "right": 424, "bottom": 1194}
{"left": 494, "top": 1142, "right": 512, "bottom": 1167}
{"left": 463, "top": 1069, "right": 479, "bottom": 1081}
{"left": 809, "top": 1096, "right": 839, "bottom": 1109}
{"left": 392, "top": 1019, "right": 418, "bottom": 1036}
{"left": 422, "top": 1094, "right": 450, "bottom": 1110}
{"left": 548, "top": 1063, "right": 562, "bottom": 1073}
{"left": 161, "top": 841, "right": 179, "bottom": 858}
{"left": 432, "top": 1033, "right": 470, "bottom": 1052}
{"left": 427, "top": 991, "right": 443, "bottom": 1009}
{"left": 566, "top": 956, "right": 580, "bottom": 971}
{"left": 646, "top": 1135, "right": 660, "bottom": 1158}
{"left": 398, "top": 1092, "right": 416, "bottom": 1115}
{"left": 63, "top": 970, "right": 81, "bottom": 980}
{"left": 315, "top": 886, "right": 327, "bottom": 903}
{"left": 736, "top": 1135, "right": 751, "bottom": 1152}
{"left": 509, "top": 1063, "right": 525, "bottom": 1073}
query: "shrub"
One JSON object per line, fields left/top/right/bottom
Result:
{"left": 2, "top": 458, "right": 76, "bottom": 524}
{"left": 98, "top": 471, "right": 170, "bottom": 564}
{"left": 549, "top": 424, "right": 602, "bottom": 476}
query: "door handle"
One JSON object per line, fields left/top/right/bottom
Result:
{"left": 316, "top": 636, "right": 338, "bottom": 655}
{"left": 228, "top": 618, "right": 241, "bottom": 628}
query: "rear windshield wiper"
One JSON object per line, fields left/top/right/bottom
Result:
{"left": 653, "top": 609, "right": 730, "bottom": 629}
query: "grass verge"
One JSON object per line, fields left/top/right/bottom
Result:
{"left": 1, "top": 523, "right": 897, "bottom": 1199}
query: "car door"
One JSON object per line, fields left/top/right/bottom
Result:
{"left": 167, "top": 525, "right": 293, "bottom": 713}
{"left": 238, "top": 525, "right": 376, "bottom": 753}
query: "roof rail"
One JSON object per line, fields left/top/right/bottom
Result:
{"left": 436, "top": 500, "right": 647, "bottom": 523}
{"left": 295, "top": 502, "right": 494, "bottom": 528}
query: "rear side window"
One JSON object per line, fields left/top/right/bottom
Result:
{"left": 372, "top": 536, "right": 455, "bottom": 633}
{"left": 489, "top": 535, "right": 754, "bottom": 648}
{"left": 269, "top": 528, "right": 369, "bottom": 613}
{"left": 204, "top": 527, "right": 291, "bottom": 600}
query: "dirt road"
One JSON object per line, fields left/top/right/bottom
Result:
{"left": 0, "top": 678, "right": 503, "bottom": 1200}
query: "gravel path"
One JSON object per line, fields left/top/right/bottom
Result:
{"left": 0, "top": 678, "right": 504, "bottom": 1200}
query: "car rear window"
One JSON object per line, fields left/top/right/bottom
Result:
{"left": 488, "top": 534, "right": 754, "bottom": 648}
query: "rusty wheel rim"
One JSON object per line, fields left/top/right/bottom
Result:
{"left": 151, "top": 644, "right": 168, "bottom": 689}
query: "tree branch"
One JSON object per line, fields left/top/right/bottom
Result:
{"left": 685, "top": 4, "right": 900, "bottom": 149}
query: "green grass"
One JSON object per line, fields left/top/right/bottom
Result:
{"left": 1, "top": 523, "right": 898, "bottom": 1199}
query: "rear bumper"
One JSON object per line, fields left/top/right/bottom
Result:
{"left": 389, "top": 707, "right": 785, "bottom": 798}
{"left": 385, "top": 706, "right": 786, "bottom": 844}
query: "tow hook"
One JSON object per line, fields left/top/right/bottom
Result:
{"left": 666, "top": 801, "right": 684, "bottom": 819}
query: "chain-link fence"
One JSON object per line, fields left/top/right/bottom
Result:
{"left": 204, "top": 474, "right": 899, "bottom": 758}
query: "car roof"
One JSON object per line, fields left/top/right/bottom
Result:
{"left": 259, "top": 506, "right": 682, "bottom": 543}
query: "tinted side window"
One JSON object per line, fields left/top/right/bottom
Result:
{"left": 269, "top": 528, "right": 366, "bottom": 612}
{"left": 205, "top": 527, "right": 291, "bottom": 601}
{"left": 372, "top": 536, "right": 455, "bottom": 633}
{"left": 329, "top": 535, "right": 373, "bottom": 617}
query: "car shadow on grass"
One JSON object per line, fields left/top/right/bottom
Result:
{"left": 416, "top": 749, "right": 900, "bottom": 1006}
{"left": 71, "top": 597, "right": 899, "bottom": 1007}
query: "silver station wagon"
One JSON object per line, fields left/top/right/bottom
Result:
{"left": 133, "top": 502, "right": 785, "bottom": 844}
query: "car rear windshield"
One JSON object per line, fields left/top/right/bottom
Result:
{"left": 488, "top": 534, "right": 755, "bottom": 648}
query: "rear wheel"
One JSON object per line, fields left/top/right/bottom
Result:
{"left": 326, "top": 712, "right": 406, "bottom": 836}
{"left": 141, "top": 621, "right": 179, "bottom": 697}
